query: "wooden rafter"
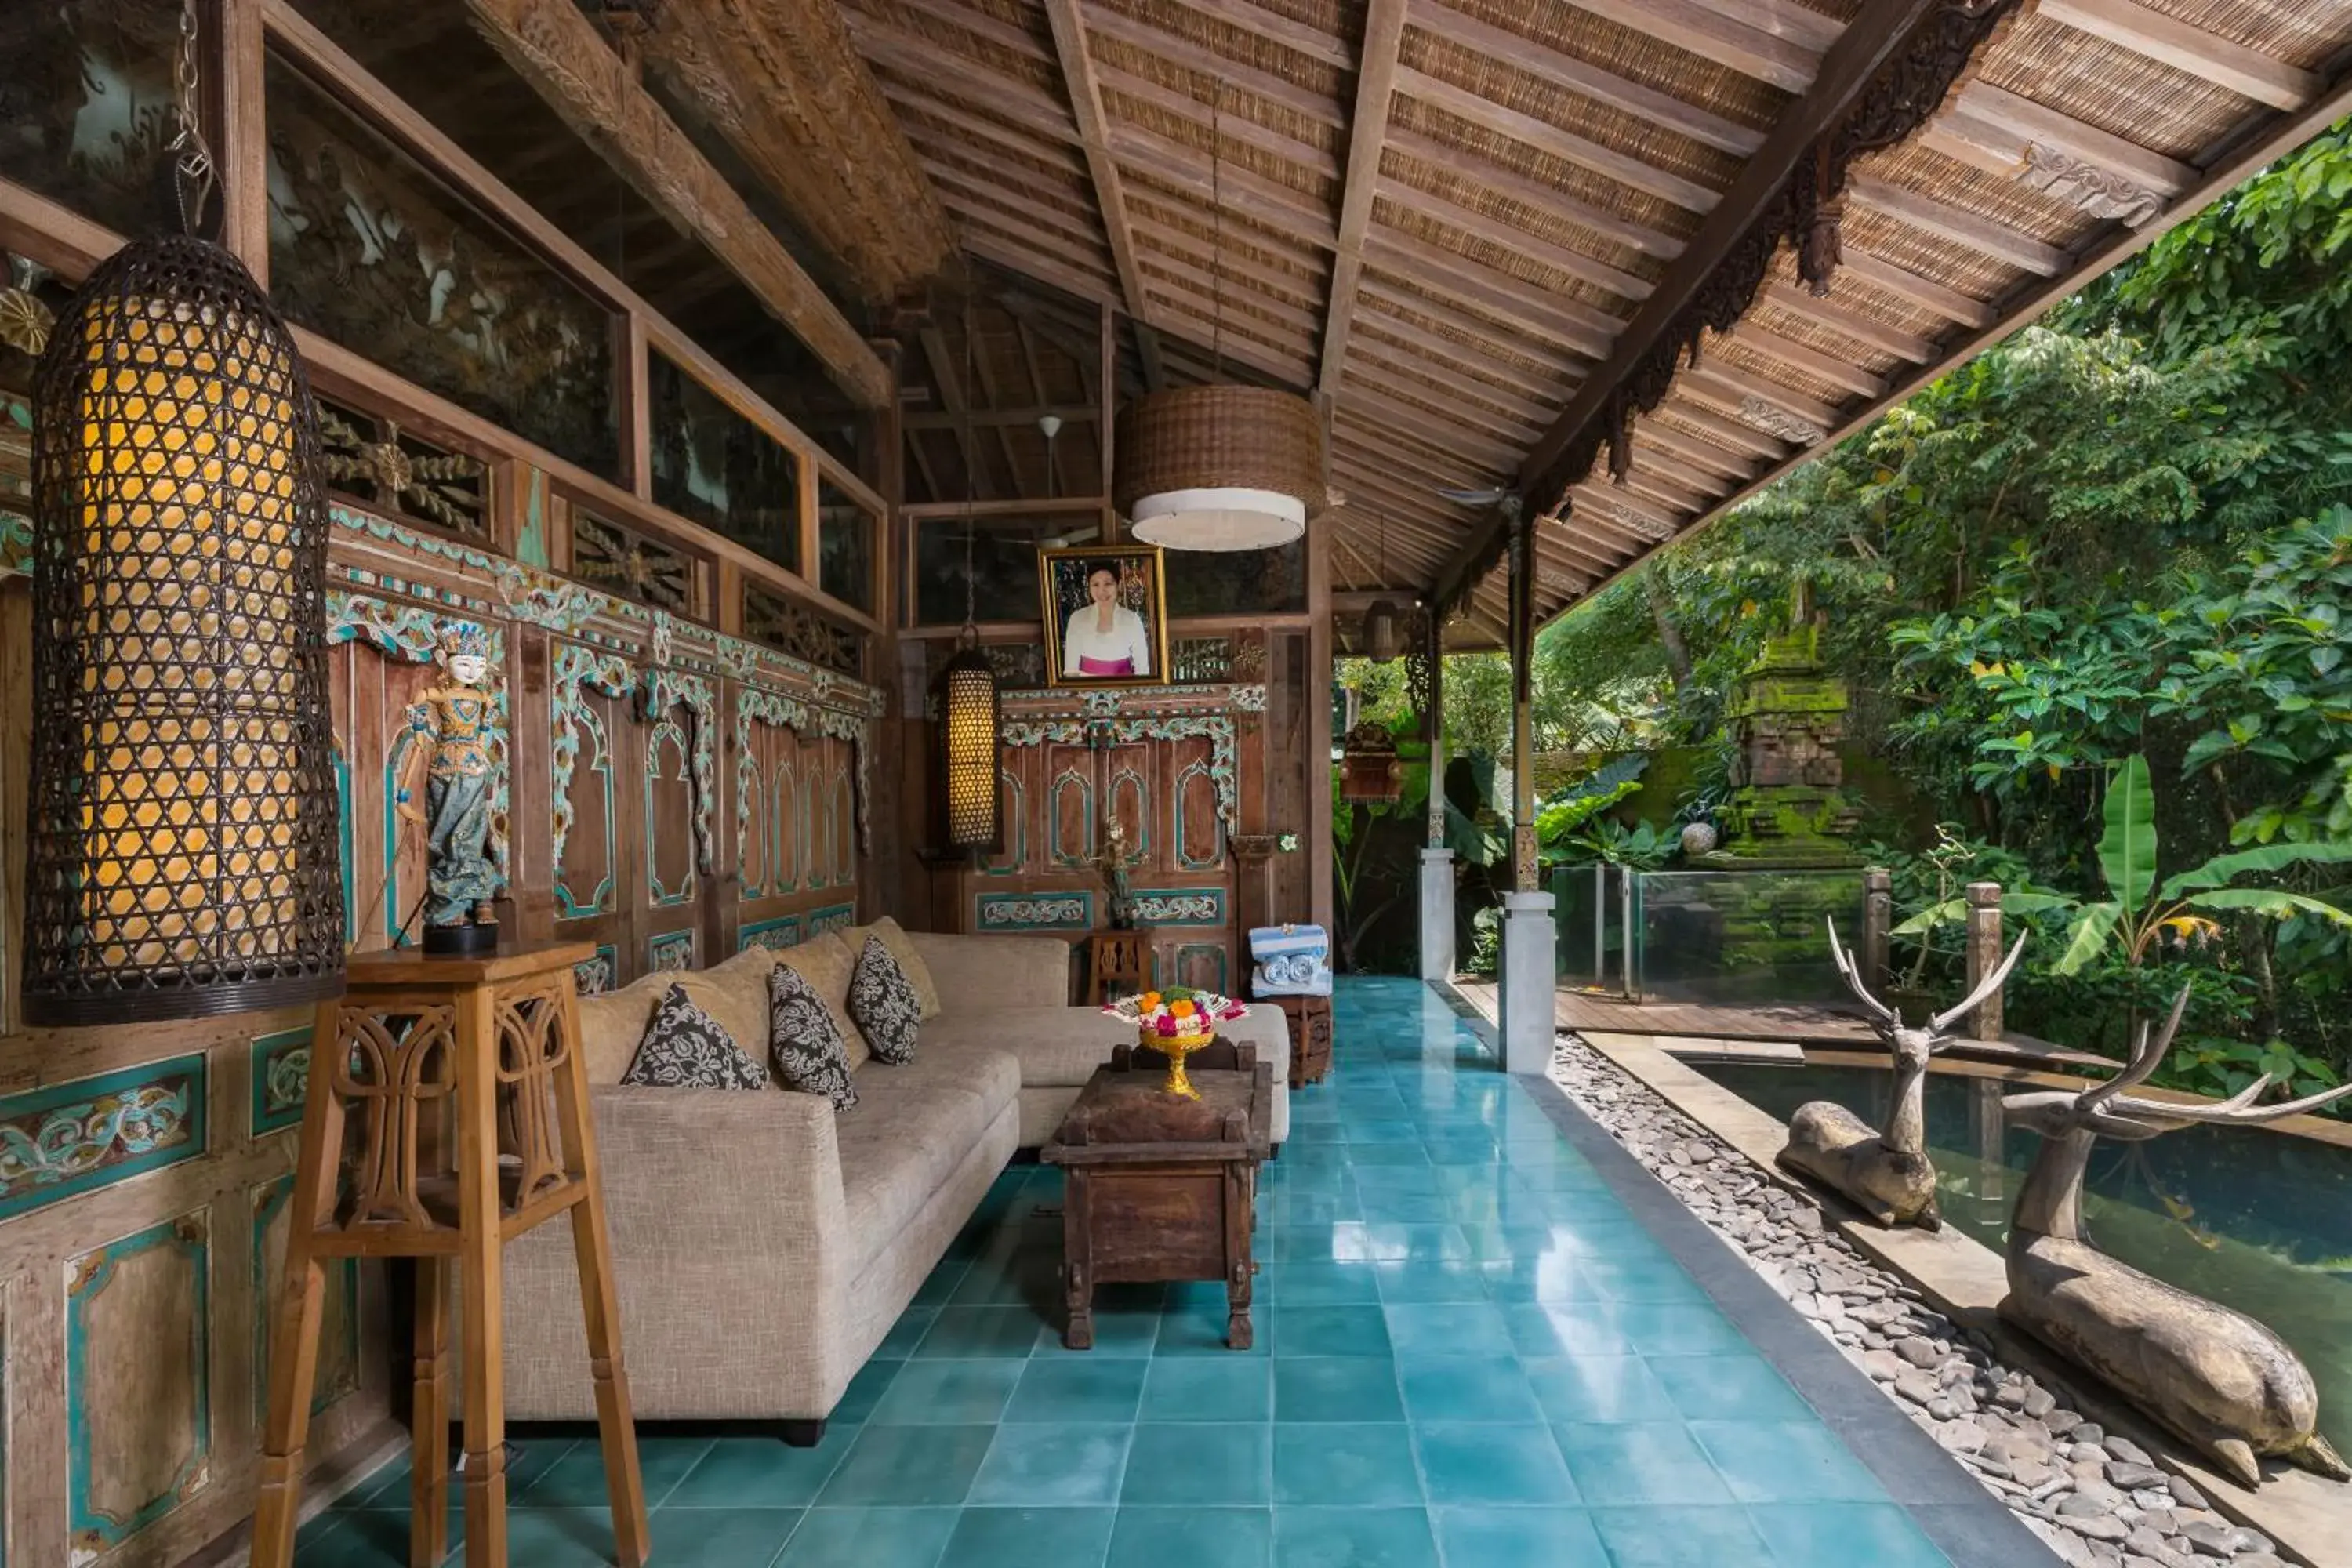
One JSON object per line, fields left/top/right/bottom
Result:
{"left": 1040, "top": 0, "right": 1153, "bottom": 325}
{"left": 462, "top": 0, "right": 892, "bottom": 407}
{"left": 1319, "top": 0, "right": 1409, "bottom": 391}
{"left": 1847, "top": 177, "right": 2068, "bottom": 274}
{"left": 2035, "top": 0, "right": 2317, "bottom": 111}
{"left": 1431, "top": 0, "right": 1945, "bottom": 608}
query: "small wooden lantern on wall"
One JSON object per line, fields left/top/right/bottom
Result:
{"left": 1338, "top": 722, "right": 1403, "bottom": 805}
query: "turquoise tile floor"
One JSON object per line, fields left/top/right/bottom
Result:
{"left": 301, "top": 977, "right": 1956, "bottom": 1567}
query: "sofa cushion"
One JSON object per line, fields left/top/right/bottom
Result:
{"left": 848, "top": 935, "right": 922, "bottom": 1065}
{"left": 768, "top": 964, "right": 858, "bottom": 1110}
{"left": 579, "top": 973, "right": 671, "bottom": 1086}
{"left": 834, "top": 1047, "right": 1019, "bottom": 1281}
{"left": 844, "top": 916, "right": 941, "bottom": 1020}
{"left": 921, "top": 1004, "right": 1135, "bottom": 1088}
{"left": 776, "top": 934, "right": 870, "bottom": 1072}
{"left": 671, "top": 946, "right": 779, "bottom": 1066}
{"left": 622, "top": 984, "right": 768, "bottom": 1090}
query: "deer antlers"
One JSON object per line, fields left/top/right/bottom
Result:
{"left": 1825, "top": 917, "right": 2027, "bottom": 1038}
{"left": 2080, "top": 985, "right": 2352, "bottom": 1133}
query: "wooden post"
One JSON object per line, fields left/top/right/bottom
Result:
{"left": 1862, "top": 866, "right": 1893, "bottom": 995}
{"left": 1965, "top": 880, "right": 2004, "bottom": 1041}
{"left": 1098, "top": 298, "right": 1120, "bottom": 541}
{"left": 1508, "top": 503, "right": 1536, "bottom": 893}
{"left": 213, "top": 0, "right": 270, "bottom": 278}
{"left": 1423, "top": 608, "right": 1446, "bottom": 849}
{"left": 1307, "top": 394, "right": 1334, "bottom": 931}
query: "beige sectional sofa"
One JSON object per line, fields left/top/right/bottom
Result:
{"left": 496, "top": 927, "right": 1290, "bottom": 1431}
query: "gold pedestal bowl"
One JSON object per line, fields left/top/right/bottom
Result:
{"left": 1142, "top": 1027, "right": 1216, "bottom": 1099}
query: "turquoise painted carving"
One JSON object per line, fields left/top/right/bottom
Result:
{"left": 551, "top": 644, "right": 635, "bottom": 916}
{"left": 735, "top": 688, "right": 811, "bottom": 901}
{"left": 769, "top": 757, "right": 796, "bottom": 894}
{"left": 0, "top": 1058, "right": 205, "bottom": 1221}
{"left": 645, "top": 717, "right": 699, "bottom": 907}
{"left": 641, "top": 668, "right": 717, "bottom": 874}
{"left": 252, "top": 1177, "right": 358, "bottom": 1421}
{"left": 329, "top": 593, "right": 511, "bottom": 887}
{"left": 1109, "top": 764, "right": 1151, "bottom": 857}
{"left": 1174, "top": 759, "right": 1229, "bottom": 871}
{"left": 68, "top": 1212, "right": 211, "bottom": 1559}
{"left": 515, "top": 469, "right": 550, "bottom": 567}
{"left": 808, "top": 903, "right": 856, "bottom": 937}
{"left": 1129, "top": 888, "right": 1226, "bottom": 926}
{"left": 649, "top": 930, "right": 695, "bottom": 973}
{"left": 1000, "top": 714, "right": 1237, "bottom": 826}
{"left": 250, "top": 1029, "right": 313, "bottom": 1137}
{"left": 739, "top": 916, "right": 801, "bottom": 953}
{"left": 574, "top": 945, "right": 618, "bottom": 994}
{"left": 977, "top": 893, "right": 1091, "bottom": 931}
{"left": 1049, "top": 767, "right": 1097, "bottom": 869}
{"left": 984, "top": 771, "right": 1026, "bottom": 878}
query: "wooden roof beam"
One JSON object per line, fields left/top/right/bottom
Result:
{"left": 1929, "top": 81, "right": 2195, "bottom": 198}
{"left": 1349, "top": 339, "right": 1562, "bottom": 425}
{"left": 1135, "top": 212, "right": 1329, "bottom": 306}
{"left": 1373, "top": 175, "right": 1655, "bottom": 303}
{"left": 1759, "top": 280, "right": 1937, "bottom": 361}
{"left": 1075, "top": 2, "right": 1348, "bottom": 127}
{"left": 1717, "top": 322, "right": 1887, "bottom": 400}
{"left": 1632, "top": 415, "right": 1757, "bottom": 481}
{"left": 463, "top": 0, "right": 891, "bottom": 407}
{"left": 1397, "top": 66, "right": 1725, "bottom": 213}
{"left": 1351, "top": 312, "right": 1577, "bottom": 408}
{"left": 1357, "top": 280, "right": 1588, "bottom": 376}
{"left": 1656, "top": 393, "right": 1791, "bottom": 461}
{"left": 1405, "top": 0, "right": 1766, "bottom": 158}
{"left": 1847, "top": 176, "right": 2069, "bottom": 275}
{"left": 1382, "top": 126, "right": 1689, "bottom": 260}
{"left": 1433, "top": 0, "right": 1942, "bottom": 608}
{"left": 1683, "top": 361, "right": 1842, "bottom": 437}
{"left": 1042, "top": 0, "right": 1155, "bottom": 328}
{"left": 1560, "top": 0, "right": 1824, "bottom": 93}
{"left": 628, "top": 0, "right": 955, "bottom": 302}
{"left": 2035, "top": 0, "right": 2318, "bottom": 111}
{"left": 920, "top": 323, "right": 993, "bottom": 499}
{"left": 1114, "top": 124, "right": 1342, "bottom": 249}
{"left": 1319, "top": 0, "right": 1410, "bottom": 392}
{"left": 1836, "top": 247, "right": 1998, "bottom": 328}
{"left": 1362, "top": 229, "right": 1618, "bottom": 358}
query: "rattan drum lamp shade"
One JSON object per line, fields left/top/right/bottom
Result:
{"left": 24, "top": 234, "right": 345, "bottom": 1025}
{"left": 1114, "top": 386, "right": 1323, "bottom": 551}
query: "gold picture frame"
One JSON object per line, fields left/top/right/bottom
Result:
{"left": 1038, "top": 543, "right": 1171, "bottom": 688}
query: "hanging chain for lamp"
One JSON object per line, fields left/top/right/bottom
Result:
{"left": 23, "top": 0, "right": 345, "bottom": 1023}
{"left": 936, "top": 301, "right": 1000, "bottom": 851}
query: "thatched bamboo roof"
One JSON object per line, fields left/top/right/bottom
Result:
{"left": 839, "top": 0, "right": 2352, "bottom": 641}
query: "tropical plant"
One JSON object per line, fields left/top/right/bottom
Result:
{"left": 1561, "top": 818, "right": 1679, "bottom": 870}
{"left": 1533, "top": 753, "right": 1648, "bottom": 856}
{"left": 2000, "top": 754, "right": 2352, "bottom": 975}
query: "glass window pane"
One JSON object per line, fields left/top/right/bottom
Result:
{"left": 0, "top": 2, "right": 176, "bottom": 239}
{"left": 647, "top": 349, "right": 799, "bottom": 571}
{"left": 818, "top": 478, "right": 874, "bottom": 612}
{"left": 1163, "top": 538, "right": 1308, "bottom": 616}
{"left": 262, "top": 53, "right": 619, "bottom": 478}
{"left": 914, "top": 514, "right": 1098, "bottom": 626}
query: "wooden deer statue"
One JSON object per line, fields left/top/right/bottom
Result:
{"left": 2002, "top": 986, "right": 2352, "bottom": 1488}
{"left": 1776, "top": 919, "right": 2024, "bottom": 1229}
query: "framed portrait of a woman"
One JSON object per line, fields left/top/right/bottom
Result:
{"left": 1039, "top": 544, "right": 1171, "bottom": 687}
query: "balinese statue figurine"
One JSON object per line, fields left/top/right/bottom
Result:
{"left": 1777, "top": 919, "right": 2024, "bottom": 1229}
{"left": 2002, "top": 987, "right": 2352, "bottom": 1487}
{"left": 1092, "top": 815, "right": 1145, "bottom": 929}
{"left": 397, "top": 624, "right": 500, "bottom": 954}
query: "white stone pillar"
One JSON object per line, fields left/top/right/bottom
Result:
{"left": 1497, "top": 889, "right": 1557, "bottom": 1075}
{"left": 1418, "top": 848, "right": 1456, "bottom": 983}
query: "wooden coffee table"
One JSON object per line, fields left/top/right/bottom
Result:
{"left": 1042, "top": 1039, "right": 1273, "bottom": 1350}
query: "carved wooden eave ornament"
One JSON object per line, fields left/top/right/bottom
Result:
{"left": 2018, "top": 142, "right": 2162, "bottom": 227}
{"left": 1737, "top": 395, "right": 1828, "bottom": 448}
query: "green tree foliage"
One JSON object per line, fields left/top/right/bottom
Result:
{"left": 1531, "top": 121, "right": 2352, "bottom": 1088}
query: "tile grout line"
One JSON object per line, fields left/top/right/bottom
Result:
{"left": 1450, "top": 996, "right": 2061, "bottom": 1568}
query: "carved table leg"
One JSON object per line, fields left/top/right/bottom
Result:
{"left": 1064, "top": 1258, "right": 1095, "bottom": 1350}
{"left": 1225, "top": 1164, "right": 1254, "bottom": 1349}
{"left": 410, "top": 1258, "right": 451, "bottom": 1568}
{"left": 1062, "top": 1174, "right": 1094, "bottom": 1349}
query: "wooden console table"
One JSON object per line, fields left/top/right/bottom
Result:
{"left": 1043, "top": 1040, "right": 1272, "bottom": 1351}
{"left": 250, "top": 942, "right": 648, "bottom": 1568}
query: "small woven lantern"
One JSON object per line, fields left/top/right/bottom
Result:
{"left": 1115, "top": 386, "right": 1323, "bottom": 552}
{"left": 938, "top": 635, "right": 1001, "bottom": 850}
{"left": 24, "top": 234, "right": 345, "bottom": 1024}
{"left": 1360, "top": 598, "right": 1406, "bottom": 663}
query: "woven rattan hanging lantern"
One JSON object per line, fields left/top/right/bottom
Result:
{"left": 24, "top": 232, "right": 345, "bottom": 1024}
{"left": 938, "top": 636, "right": 1002, "bottom": 849}
{"left": 1116, "top": 385, "right": 1323, "bottom": 551}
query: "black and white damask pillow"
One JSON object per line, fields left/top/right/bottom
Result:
{"left": 848, "top": 935, "right": 922, "bottom": 1065}
{"left": 768, "top": 963, "right": 858, "bottom": 1110}
{"left": 622, "top": 984, "right": 769, "bottom": 1090}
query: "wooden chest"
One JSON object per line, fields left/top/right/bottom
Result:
{"left": 1267, "top": 993, "right": 1333, "bottom": 1088}
{"left": 1041, "top": 1040, "right": 1272, "bottom": 1351}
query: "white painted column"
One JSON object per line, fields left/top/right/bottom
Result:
{"left": 1498, "top": 890, "right": 1557, "bottom": 1075}
{"left": 1418, "top": 848, "right": 1455, "bottom": 983}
